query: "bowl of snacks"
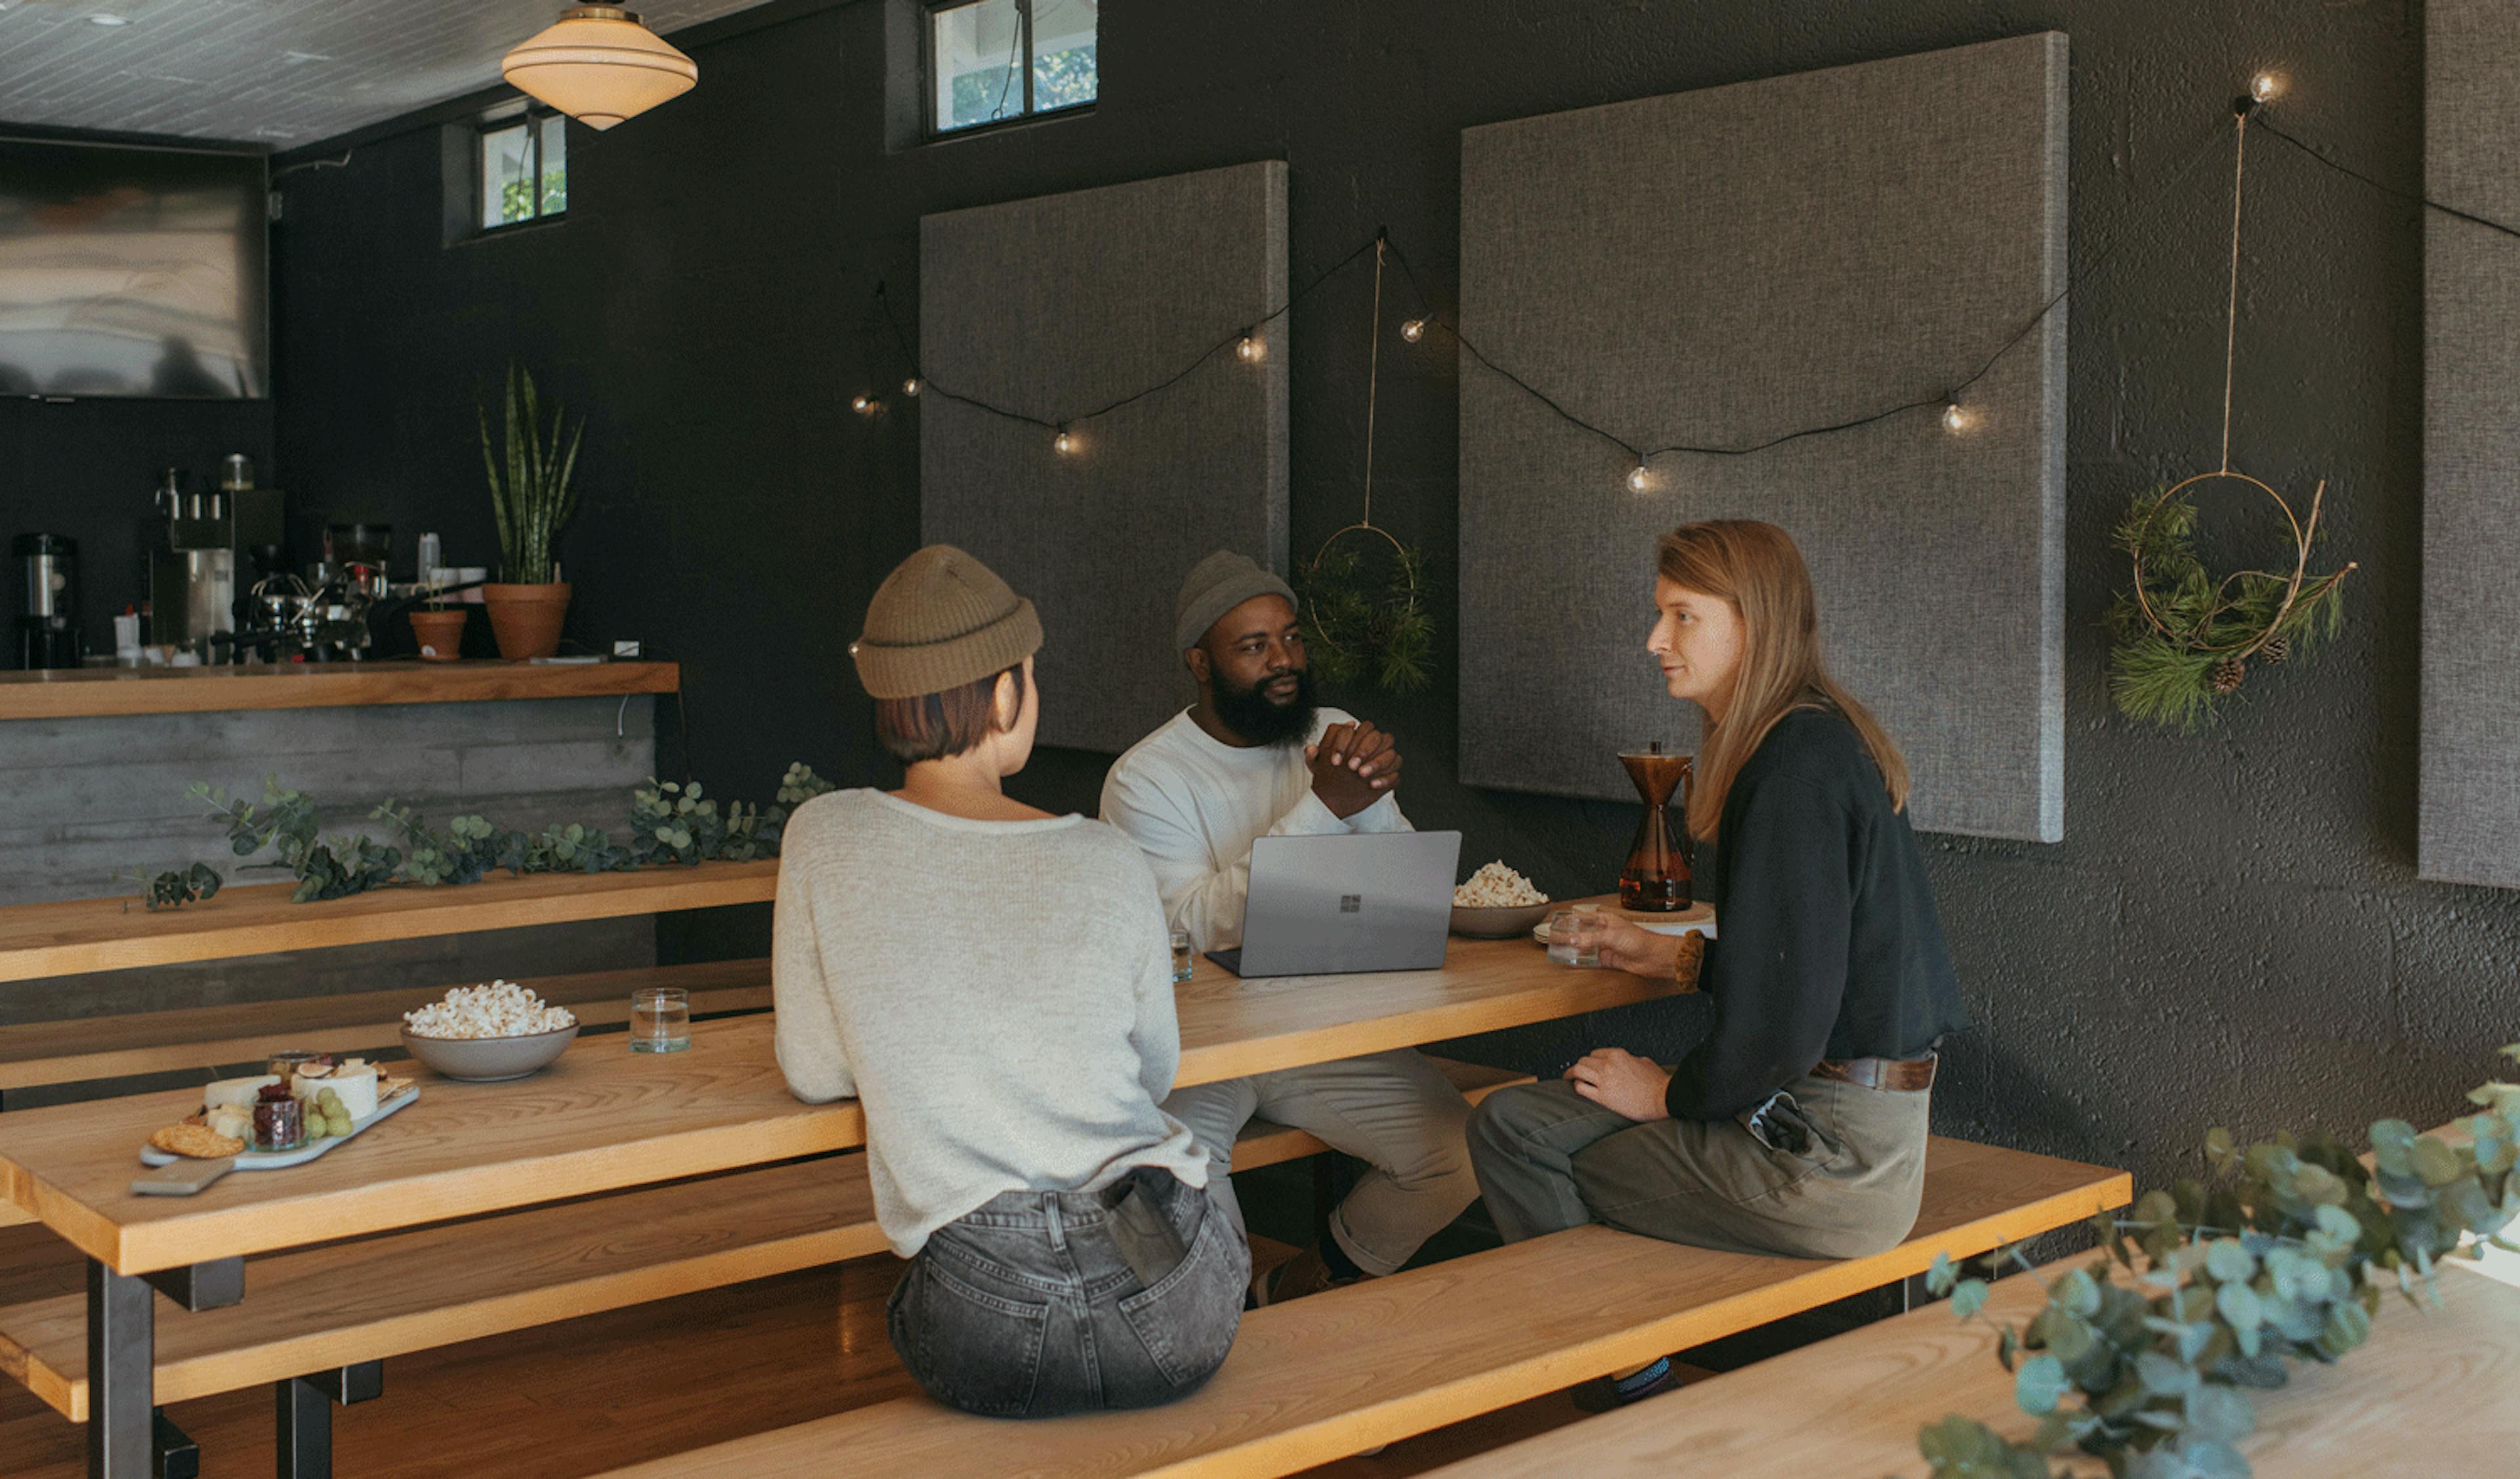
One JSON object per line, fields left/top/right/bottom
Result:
{"left": 399, "top": 979, "right": 581, "bottom": 1083}
{"left": 1450, "top": 860, "right": 1553, "bottom": 938}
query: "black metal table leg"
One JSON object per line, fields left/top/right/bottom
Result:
{"left": 274, "top": 1361, "right": 383, "bottom": 1479}
{"left": 152, "top": 1409, "right": 199, "bottom": 1479}
{"left": 87, "top": 1259, "right": 154, "bottom": 1479}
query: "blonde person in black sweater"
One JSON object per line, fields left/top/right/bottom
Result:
{"left": 1467, "top": 519, "right": 1969, "bottom": 1407}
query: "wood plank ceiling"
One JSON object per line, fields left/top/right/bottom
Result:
{"left": 0, "top": 0, "right": 775, "bottom": 148}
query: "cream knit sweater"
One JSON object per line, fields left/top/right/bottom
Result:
{"left": 771, "top": 788, "right": 1208, "bottom": 1256}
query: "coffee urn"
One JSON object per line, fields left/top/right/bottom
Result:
{"left": 15, "top": 533, "right": 81, "bottom": 670}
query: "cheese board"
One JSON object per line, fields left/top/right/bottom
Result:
{"left": 131, "top": 1085, "right": 420, "bottom": 1196}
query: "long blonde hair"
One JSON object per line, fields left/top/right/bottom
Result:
{"left": 1660, "top": 521, "right": 1908, "bottom": 840}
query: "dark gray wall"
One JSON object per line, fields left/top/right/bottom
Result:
{"left": 266, "top": 0, "right": 2503, "bottom": 1197}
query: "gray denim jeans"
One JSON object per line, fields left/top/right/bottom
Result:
{"left": 887, "top": 1167, "right": 1250, "bottom": 1418}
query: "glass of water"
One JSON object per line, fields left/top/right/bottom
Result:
{"left": 1169, "top": 930, "right": 1196, "bottom": 983}
{"left": 630, "top": 986, "right": 690, "bottom": 1053}
{"left": 1545, "top": 909, "right": 1601, "bottom": 968}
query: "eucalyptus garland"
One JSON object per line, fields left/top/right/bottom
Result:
{"left": 1298, "top": 532, "right": 1435, "bottom": 695}
{"left": 2105, "top": 477, "right": 2355, "bottom": 732}
{"left": 1916, "top": 1050, "right": 2520, "bottom": 1479}
{"left": 163, "top": 763, "right": 835, "bottom": 907}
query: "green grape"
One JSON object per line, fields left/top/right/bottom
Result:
{"left": 326, "top": 1113, "right": 354, "bottom": 1138}
{"left": 304, "top": 1117, "right": 331, "bottom": 1140}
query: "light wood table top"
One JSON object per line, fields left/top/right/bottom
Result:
{"left": 0, "top": 659, "right": 679, "bottom": 722}
{"left": 0, "top": 861, "right": 780, "bottom": 984}
{"left": 0, "top": 932, "right": 1683, "bottom": 1274}
{"left": 1429, "top": 1251, "right": 2520, "bottom": 1478}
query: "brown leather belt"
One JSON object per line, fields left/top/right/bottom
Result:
{"left": 1811, "top": 1054, "right": 1937, "bottom": 1092}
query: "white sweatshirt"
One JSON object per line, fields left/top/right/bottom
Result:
{"left": 771, "top": 788, "right": 1208, "bottom": 1257}
{"left": 1099, "top": 707, "right": 1413, "bottom": 951}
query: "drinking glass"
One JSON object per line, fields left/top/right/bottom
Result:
{"left": 631, "top": 987, "right": 691, "bottom": 1053}
{"left": 1169, "top": 931, "right": 1195, "bottom": 983}
{"left": 1545, "top": 908, "right": 1601, "bottom": 968}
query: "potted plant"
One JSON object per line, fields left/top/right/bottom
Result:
{"left": 408, "top": 578, "right": 468, "bottom": 661}
{"left": 477, "top": 363, "right": 583, "bottom": 660}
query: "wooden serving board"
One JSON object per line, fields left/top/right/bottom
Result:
{"left": 135, "top": 1086, "right": 419, "bottom": 1179}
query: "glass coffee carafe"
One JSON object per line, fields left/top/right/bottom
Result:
{"left": 1618, "top": 742, "right": 1693, "bottom": 911}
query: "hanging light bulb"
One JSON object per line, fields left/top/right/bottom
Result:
{"left": 1236, "top": 332, "right": 1262, "bottom": 363}
{"left": 1053, "top": 428, "right": 1076, "bottom": 455}
{"left": 1400, "top": 319, "right": 1425, "bottom": 343}
{"left": 902, "top": 377, "right": 921, "bottom": 397}
{"left": 1626, "top": 463, "right": 1650, "bottom": 493}
{"left": 502, "top": 6, "right": 698, "bottom": 131}
{"left": 2250, "top": 72, "right": 2282, "bottom": 103}
{"left": 1942, "top": 403, "right": 1967, "bottom": 433}
{"left": 852, "top": 395, "right": 874, "bottom": 416}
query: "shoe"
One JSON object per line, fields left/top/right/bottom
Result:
{"left": 1250, "top": 1245, "right": 1350, "bottom": 1306}
{"left": 1571, "top": 1355, "right": 1681, "bottom": 1412}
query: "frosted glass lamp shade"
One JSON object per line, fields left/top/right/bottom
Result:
{"left": 502, "top": 6, "right": 697, "bottom": 131}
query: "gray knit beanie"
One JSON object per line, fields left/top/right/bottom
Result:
{"left": 850, "top": 545, "right": 1043, "bottom": 700}
{"left": 1173, "top": 549, "right": 1297, "bottom": 653}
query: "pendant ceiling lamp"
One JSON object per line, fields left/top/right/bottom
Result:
{"left": 501, "top": 5, "right": 697, "bottom": 131}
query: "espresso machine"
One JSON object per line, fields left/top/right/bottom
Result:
{"left": 148, "top": 467, "right": 236, "bottom": 658}
{"left": 14, "top": 533, "right": 80, "bottom": 670}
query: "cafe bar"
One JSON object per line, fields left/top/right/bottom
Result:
{"left": 3, "top": 3, "right": 2515, "bottom": 1476}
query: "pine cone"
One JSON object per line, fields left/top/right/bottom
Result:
{"left": 2212, "top": 658, "right": 2247, "bottom": 694}
{"left": 2259, "top": 635, "right": 2292, "bottom": 664}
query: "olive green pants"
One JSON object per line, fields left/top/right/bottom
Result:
{"left": 1465, "top": 1074, "right": 1929, "bottom": 1259}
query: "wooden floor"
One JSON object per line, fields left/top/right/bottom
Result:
{"left": 0, "top": 1254, "right": 1630, "bottom": 1479}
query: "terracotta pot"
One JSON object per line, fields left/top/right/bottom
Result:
{"left": 480, "top": 582, "right": 572, "bottom": 660}
{"left": 408, "top": 607, "right": 469, "bottom": 662}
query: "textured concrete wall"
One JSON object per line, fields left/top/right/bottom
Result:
{"left": 262, "top": 0, "right": 2500, "bottom": 1201}
{"left": 0, "top": 695, "right": 658, "bottom": 1033}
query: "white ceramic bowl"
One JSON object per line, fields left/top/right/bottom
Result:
{"left": 1450, "top": 902, "right": 1555, "bottom": 939}
{"left": 398, "top": 1023, "right": 579, "bottom": 1083}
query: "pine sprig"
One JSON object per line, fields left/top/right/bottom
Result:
{"left": 1299, "top": 533, "right": 1436, "bottom": 695}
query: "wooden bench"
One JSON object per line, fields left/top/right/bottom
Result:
{"left": 1423, "top": 1245, "right": 2520, "bottom": 1477}
{"left": 0, "top": 959, "right": 776, "bottom": 1112}
{"left": 591, "top": 1136, "right": 2130, "bottom": 1478}
{"left": 0, "top": 1060, "right": 1527, "bottom": 1453}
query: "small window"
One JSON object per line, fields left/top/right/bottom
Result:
{"left": 478, "top": 108, "right": 568, "bottom": 230}
{"left": 928, "top": 0, "right": 1097, "bottom": 136}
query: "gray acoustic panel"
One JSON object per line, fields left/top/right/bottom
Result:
{"left": 2422, "top": 2, "right": 2520, "bottom": 889}
{"left": 921, "top": 161, "right": 1289, "bottom": 754}
{"left": 1456, "top": 33, "right": 2067, "bottom": 842}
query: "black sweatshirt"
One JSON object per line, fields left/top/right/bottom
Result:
{"left": 1662, "top": 706, "right": 1969, "bottom": 1122}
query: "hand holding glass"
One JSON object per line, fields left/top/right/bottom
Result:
{"left": 1549, "top": 911, "right": 1685, "bottom": 977}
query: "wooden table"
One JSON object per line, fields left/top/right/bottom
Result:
{"left": 0, "top": 862, "right": 781, "bottom": 985}
{"left": 1428, "top": 1253, "right": 2520, "bottom": 1478}
{"left": 0, "top": 932, "right": 1684, "bottom": 1477}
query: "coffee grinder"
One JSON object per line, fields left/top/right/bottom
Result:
{"left": 14, "top": 533, "right": 80, "bottom": 670}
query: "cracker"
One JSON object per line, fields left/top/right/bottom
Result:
{"left": 150, "top": 1123, "right": 244, "bottom": 1160}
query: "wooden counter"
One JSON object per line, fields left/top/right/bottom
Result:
{"left": 0, "top": 660, "right": 679, "bottom": 722}
{"left": 0, "top": 861, "right": 779, "bottom": 984}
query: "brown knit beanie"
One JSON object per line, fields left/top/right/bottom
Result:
{"left": 1173, "top": 549, "right": 1297, "bottom": 653}
{"left": 850, "top": 546, "right": 1043, "bottom": 700}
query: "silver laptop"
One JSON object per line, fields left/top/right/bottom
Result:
{"left": 1208, "top": 830, "right": 1463, "bottom": 977}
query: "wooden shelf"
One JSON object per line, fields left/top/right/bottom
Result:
{"left": 0, "top": 861, "right": 778, "bottom": 984}
{"left": 0, "top": 660, "right": 679, "bottom": 722}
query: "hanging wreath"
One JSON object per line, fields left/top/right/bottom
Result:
{"left": 1299, "top": 528, "right": 1433, "bottom": 693}
{"left": 2106, "top": 473, "right": 2355, "bottom": 730}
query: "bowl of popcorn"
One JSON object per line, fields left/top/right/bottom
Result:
{"left": 398, "top": 980, "right": 581, "bottom": 1082}
{"left": 1450, "top": 861, "right": 1553, "bottom": 938}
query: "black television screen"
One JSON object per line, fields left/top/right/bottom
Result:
{"left": 0, "top": 137, "right": 267, "bottom": 399}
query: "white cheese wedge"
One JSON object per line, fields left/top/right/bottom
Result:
{"left": 207, "top": 1105, "right": 253, "bottom": 1142}
{"left": 295, "top": 1063, "right": 379, "bottom": 1119}
{"left": 204, "top": 1074, "right": 280, "bottom": 1111}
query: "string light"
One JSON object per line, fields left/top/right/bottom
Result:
{"left": 1053, "top": 427, "right": 1076, "bottom": 454}
{"left": 1400, "top": 319, "right": 1425, "bottom": 343}
{"left": 1626, "top": 463, "right": 1650, "bottom": 492}
{"left": 902, "top": 377, "right": 921, "bottom": 397}
{"left": 2250, "top": 72, "right": 2282, "bottom": 104}
{"left": 852, "top": 395, "right": 877, "bottom": 416}
{"left": 1236, "top": 332, "right": 1263, "bottom": 362}
{"left": 1942, "top": 403, "right": 1967, "bottom": 433}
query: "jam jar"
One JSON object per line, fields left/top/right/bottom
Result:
{"left": 252, "top": 1084, "right": 306, "bottom": 1153}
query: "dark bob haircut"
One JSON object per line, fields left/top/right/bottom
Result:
{"left": 873, "top": 662, "right": 1028, "bottom": 764}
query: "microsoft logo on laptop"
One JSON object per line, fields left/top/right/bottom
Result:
{"left": 1339, "top": 895, "right": 1362, "bottom": 913}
